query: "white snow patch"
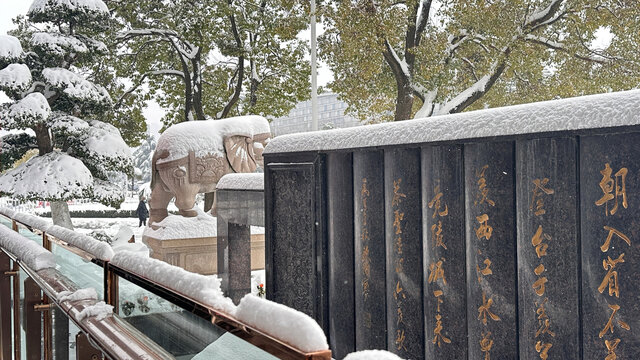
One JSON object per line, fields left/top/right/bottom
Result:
{"left": 0, "top": 64, "right": 32, "bottom": 91}
{"left": 156, "top": 116, "right": 270, "bottom": 164}
{"left": 5, "top": 92, "right": 51, "bottom": 128}
{"left": 0, "top": 35, "right": 23, "bottom": 59}
{"left": 77, "top": 301, "right": 113, "bottom": 321}
{"left": 343, "top": 350, "right": 405, "bottom": 360}
{"left": 525, "top": 0, "right": 561, "bottom": 26}
{"left": 144, "top": 206, "right": 216, "bottom": 240}
{"left": 235, "top": 295, "right": 329, "bottom": 353}
{"left": 58, "top": 288, "right": 98, "bottom": 303}
{"left": 12, "top": 211, "right": 52, "bottom": 232}
{"left": 265, "top": 90, "right": 640, "bottom": 154}
{"left": 83, "top": 120, "right": 131, "bottom": 159}
{"left": 29, "top": 0, "right": 109, "bottom": 15}
{"left": 0, "top": 152, "right": 93, "bottom": 202}
{"left": 42, "top": 67, "right": 110, "bottom": 103}
{"left": 0, "top": 224, "right": 55, "bottom": 271}
{"left": 110, "top": 250, "right": 236, "bottom": 314}
{"left": 31, "top": 32, "right": 88, "bottom": 55}
{"left": 216, "top": 173, "right": 264, "bottom": 191}
{"left": 49, "top": 115, "right": 90, "bottom": 136}
{"left": 47, "top": 224, "right": 114, "bottom": 261}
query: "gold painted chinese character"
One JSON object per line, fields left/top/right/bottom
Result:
{"left": 533, "top": 264, "right": 547, "bottom": 296}
{"left": 393, "top": 210, "right": 404, "bottom": 235}
{"left": 428, "top": 259, "right": 447, "bottom": 286}
{"left": 434, "top": 290, "right": 444, "bottom": 312}
{"left": 395, "top": 329, "right": 407, "bottom": 351}
{"left": 476, "top": 165, "right": 496, "bottom": 207}
{"left": 395, "top": 257, "right": 404, "bottom": 274}
{"left": 428, "top": 186, "right": 449, "bottom": 218}
{"left": 531, "top": 225, "right": 551, "bottom": 258}
{"left": 478, "top": 292, "right": 500, "bottom": 325}
{"left": 605, "top": 338, "right": 621, "bottom": 360}
{"left": 598, "top": 253, "right": 625, "bottom": 298}
{"left": 601, "top": 226, "right": 631, "bottom": 252}
{"left": 535, "top": 341, "right": 552, "bottom": 360}
{"left": 432, "top": 314, "right": 452, "bottom": 347}
{"left": 394, "top": 281, "right": 406, "bottom": 301}
{"left": 595, "top": 164, "right": 628, "bottom": 216}
{"left": 476, "top": 258, "right": 493, "bottom": 283}
{"left": 392, "top": 179, "right": 406, "bottom": 207}
{"left": 431, "top": 221, "right": 447, "bottom": 249}
{"left": 397, "top": 307, "right": 403, "bottom": 325}
{"left": 475, "top": 214, "right": 493, "bottom": 240}
{"left": 480, "top": 331, "right": 494, "bottom": 360}
{"left": 599, "top": 304, "right": 630, "bottom": 338}
{"left": 531, "top": 178, "right": 554, "bottom": 216}
{"left": 535, "top": 298, "right": 556, "bottom": 338}
{"left": 361, "top": 178, "right": 370, "bottom": 225}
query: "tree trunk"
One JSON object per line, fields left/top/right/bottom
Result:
{"left": 33, "top": 124, "right": 53, "bottom": 155}
{"left": 51, "top": 201, "right": 73, "bottom": 230}
{"left": 394, "top": 82, "right": 414, "bottom": 121}
{"left": 192, "top": 55, "right": 206, "bottom": 120}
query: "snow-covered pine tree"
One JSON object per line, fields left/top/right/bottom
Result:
{"left": 0, "top": 0, "right": 132, "bottom": 229}
{"left": 132, "top": 133, "right": 156, "bottom": 184}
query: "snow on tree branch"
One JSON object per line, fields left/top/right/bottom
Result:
{"left": 31, "top": 33, "right": 89, "bottom": 56}
{"left": 0, "top": 35, "right": 24, "bottom": 61}
{"left": 0, "top": 151, "right": 93, "bottom": 202}
{"left": 524, "top": 34, "right": 616, "bottom": 64}
{"left": 42, "top": 67, "right": 111, "bottom": 104}
{"left": 28, "top": 0, "right": 109, "bottom": 23}
{"left": 524, "top": 0, "right": 564, "bottom": 29}
{"left": 49, "top": 114, "right": 90, "bottom": 138}
{"left": 2, "top": 92, "right": 50, "bottom": 130}
{"left": 0, "top": 64, "right": 32, "bottom": 92}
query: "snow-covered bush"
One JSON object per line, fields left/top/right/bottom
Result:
{"left": 0, "top": 0, "right": 132, "bottom": 227}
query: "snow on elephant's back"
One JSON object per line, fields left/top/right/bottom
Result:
{"left": 155, "top": 115, "right": 271, "bottom": 164}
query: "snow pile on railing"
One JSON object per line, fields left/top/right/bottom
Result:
{"left": 0, "top": 224, "right": 54, "bottom": 270}
{"left": 58, "top": 288, "right": 98, "bottom": 303}
{"left": 11, "top": 211, "right": 52, "bottom": 232}
{"left": 343, "top": 350, "right": 404, "bottom": 360}
{"left": 216, "top": 173, "right": 264, "bottom": 191}
{"left": 235, "top": 295, "right": 329, "bottom": 353}
{"left": 0, "top": 206, "right": 17, "bottom": 219}
{"left": 111, "top": 250, "right": 235, "bottom": 314}
{"left": 47, "top": 225, "right": 114, "bottom": 261}
{"left": 77, "top": 301, "right": 113, "bottom": 321}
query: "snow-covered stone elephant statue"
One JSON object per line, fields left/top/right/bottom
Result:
{"left": 148, "top": 115, "right": 271, "bottom": 224}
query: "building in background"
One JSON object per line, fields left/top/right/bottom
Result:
{"left": 269, "top": 93, "right": 361, "bottom": 136}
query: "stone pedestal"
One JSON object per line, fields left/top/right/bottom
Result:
{"left": 143, "top": 234, "right": 265, "bottom": 275}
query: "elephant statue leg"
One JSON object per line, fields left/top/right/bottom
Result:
{"left": 149, "top": 182, "right": 173, "bottom": 225}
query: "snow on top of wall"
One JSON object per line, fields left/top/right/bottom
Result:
{"left": 58, "top": 288, "right": 98, "bottom": 302}
{"left": 0, "top": 224, "right": 55, "bottom": 270}
{"left": 0, "top": 152, "right": 93, "bottom": 201}
{"left": 0, "top": 64, "right": 32, "bottom": 91}
{"left": 6, "top": 92, "right": 51, "bottom": 127}
{"left": 111, "top": 250, "right": 236, "bottom": 314}
{"left": 31, "top": 32, "right": 89, "bottom": 55}
{"left": 12, "top": 211, "right": 52, "bottom": 232}
{"left": 29, "top": 0, "right": 109, "bottom": 15}
{"left": 42, "top": 67, "right": 110, "bottom": 103}
{"left": 0, "top": 35, "right": 23, "bottom": 59}
{"left": 216, "top": 173, "right": 264, "bottom": 191}
{"left": 77, "top": 301, "right": 113, "bottom": 321}
{"left": 343, "top": 350, "right": 405, "bottom": 360}
{"left": 156, "top": 115, "right": 270, "bottom": 164}
{"left": 265, "top": 90, "right": 640, "bottom": 154}
{"left": 235, "top": 295, "right": 329, "bottom": 353}
{"left": 47, "top": 224, "right": 114, "bottom": 261}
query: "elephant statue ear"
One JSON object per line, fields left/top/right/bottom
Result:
{"left": 224, "top": 135, "right": 257, "bottom": 173}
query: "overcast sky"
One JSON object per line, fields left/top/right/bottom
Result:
{"left": 0, "top": 1, "right": 333, "bottom": 137}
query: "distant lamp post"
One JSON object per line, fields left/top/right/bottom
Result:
{"left": 310, "top": 0, "right": 318, "bottom": 131}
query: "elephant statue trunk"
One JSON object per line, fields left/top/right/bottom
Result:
{"left": 148, "top": 115, "right": 271, "bottom": 225}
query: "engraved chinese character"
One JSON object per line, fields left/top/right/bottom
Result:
{"left": 428, "top": 259, "right": 447, "bottom": 286}
{"left": 598, "top": 253, "right": 625, "bottom": 298}
{"left": 599, "top": 304, "right": 630, "bottom": 338}
{"left": 531, "top": 178, "right": 554, "bottom": 216}
{"left": 434, "top": 290, "right": 444, "bottom": 312}
{"left": 478, "top": 292, "right": 500, "bottom": 325}
{"left": 595, "top": 164, "right": 628, "bottom": 216}
{"left": 535, "top": 341, "right": 552, "bottom": 360}
{"left": 535, "top": 298, "right": 556, "bottom": 338}
{"left": 395, "top": 329, "right": 407, "bottom": 351}
{"left": 361, "top": 178, "right": 369, "bottom": 225}
{"left": 395, "top": 257, "right": 404, "bottom": 274}
{"left": 476, "top": 258, "right": 493, "bottom": 283}
{"left": 363, "top": 311, "right": 372, "bottom": 329}
{"left": 531, "top": 225, "right": 551, "bottom": 258}
{"left": 480, "top": 331, "right": 494, "bottom": 360}
{"left": 601, "top": 226, "right": 631, "bottom": 252}
{"left": 431, "top": 220, "right": 447, "bottom": 249}
{"left": 397, "top": 307, "right": 404, "bottom": 325}
{"left": 475, "top": 214, "right": 493, "bottom": 240}
{"left": 476, "top": 165, "right": 496, "bottom": 207}
{"left": 428, "top": 186, "right": 449, "bottom": 218}
{"left": 432, "top": 314, "right": 451, "bottom": 347}
{"left": 392, "top": 179, "right": 406, "bottom": 207}
{"left": 393, "top": 210, "right": 404, "bottom": 235}
{"left": 533, "top": 264, "right": 548, "bottom": 296}
{"left": 393, "top": 281, "right": 406, "bottom": 301}
{"left": 605, "top": 338, "right": 621, "bottom": 360}
{"left": 362, "top": 245, "right": 371, "bottom": 300}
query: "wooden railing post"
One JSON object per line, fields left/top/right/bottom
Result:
{"left": 0, "top": 251, "right": 12, "bottom": 360}
{"left": 24, "top": 277, "right": 42, "bottom": 360}
{"left": 105, "top": 263, "right": 119, "bottom": 314}
{"left": 41, "top": 232, "right": 53, "bottom": 360}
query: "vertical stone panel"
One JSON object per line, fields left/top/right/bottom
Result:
{"left": 422, "top": 145, "right": 467, "bottom": 359}
{"left": 354, "top": 150, "right": 387, "bottom": 350}
{"left": 384, "top": 148, "right": 424, "bottom": 358}
{"left": 516, "top": 137, "right": 580, "bottom": 359}
{"left": 465, "top": 141, "right": 518, "bottom": 360}
{"left": 327, "top": 152, "right": 355, "bottom": 358}
{"left": 580, "top": 133, "right": 640, "bottom": 359}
